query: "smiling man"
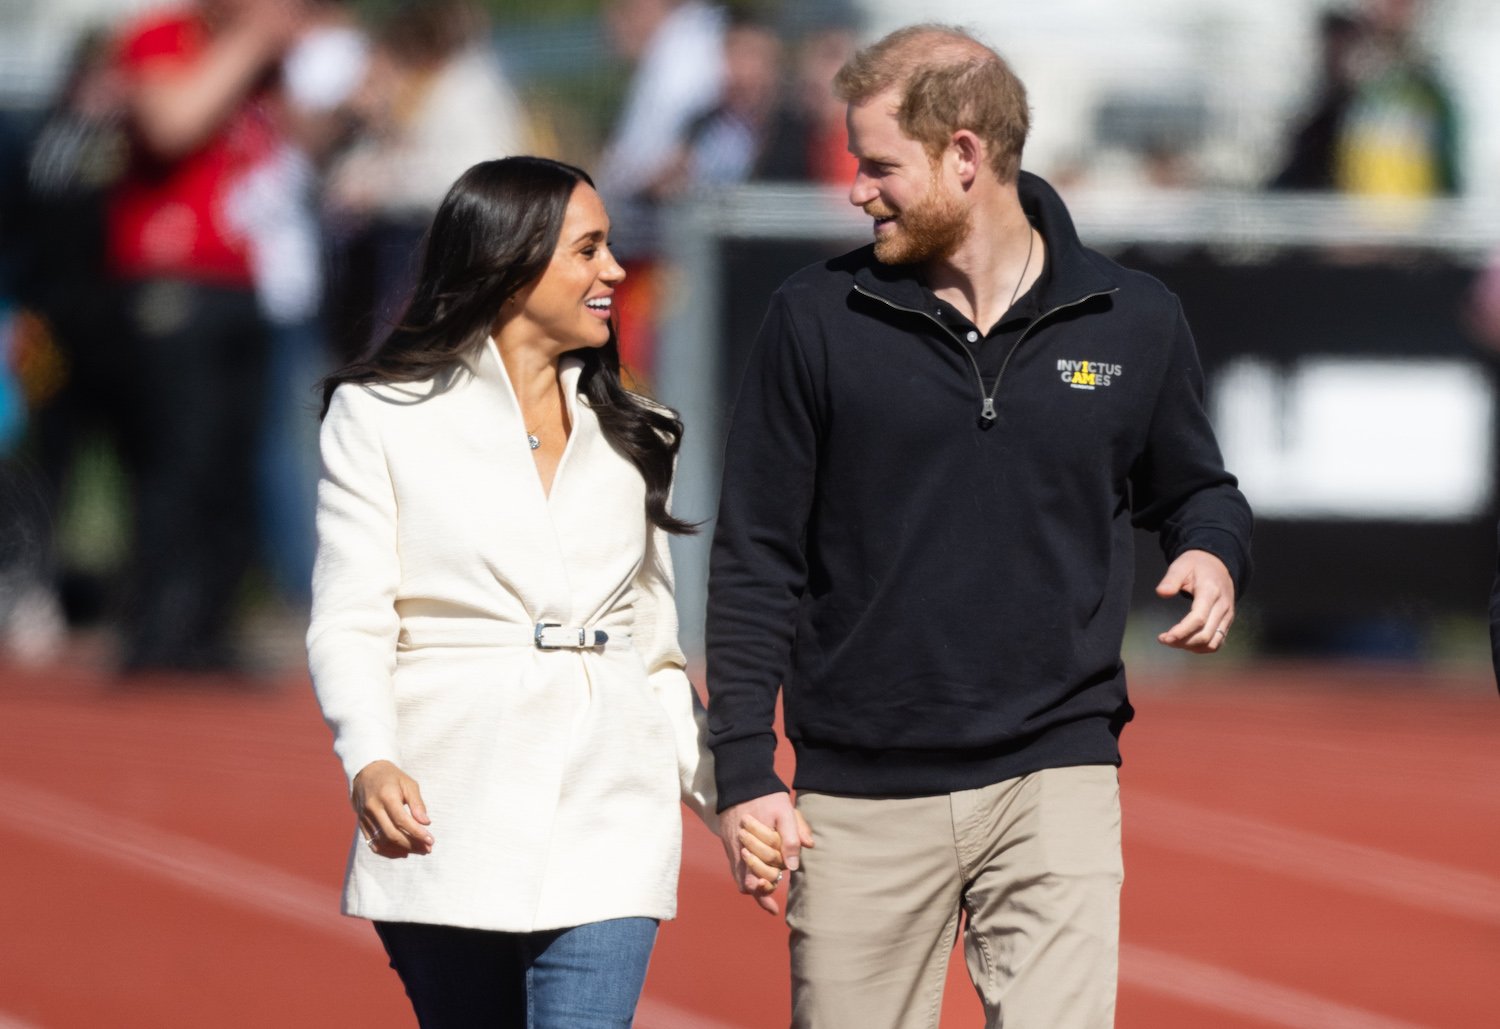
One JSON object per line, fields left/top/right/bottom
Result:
{"left": 705, "top": 24, "right": 1254, "bottom": 1029}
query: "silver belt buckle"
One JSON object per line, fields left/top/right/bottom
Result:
{"left": 534, "top": 623, "right": 609, "bottom": 650}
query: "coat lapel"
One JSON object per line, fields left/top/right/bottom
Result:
{"left": 456, "top": 340, "right": 575, "bottom": 622}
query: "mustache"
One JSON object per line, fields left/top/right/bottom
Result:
{"left": 863, "top": 201, "right": 897, "bottom": 219}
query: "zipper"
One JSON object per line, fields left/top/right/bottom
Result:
{"left": 852, "top": 282, "right": 1119, "bottom": 425}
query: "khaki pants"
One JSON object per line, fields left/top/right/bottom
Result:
{"left": 787, "top": 765, "right": 1122, "bottom": 1029}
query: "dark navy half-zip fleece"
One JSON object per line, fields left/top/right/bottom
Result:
{"left": 705, "top": 172, "right": 1253, "bottom": 810}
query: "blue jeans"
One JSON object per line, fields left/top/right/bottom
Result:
{"left": 374, "top": 917, "right": 658, "bottom": 1028}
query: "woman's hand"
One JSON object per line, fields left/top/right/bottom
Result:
{"left": 350, "top": 760, "right": 434, "bottom": 859}
{"left": 737, "top": 814, "right": 790, "bottom": 895}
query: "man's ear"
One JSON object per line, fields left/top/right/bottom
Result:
{"left": 949, "top": 130, "right": 984, "bottom": 187}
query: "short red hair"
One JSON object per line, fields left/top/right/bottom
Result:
{"left": 833, "top": 24, "right": 1030, "bottom": 182}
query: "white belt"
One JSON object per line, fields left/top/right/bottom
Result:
{"left": 533, "top": 622, "right": 612, "bottom": 650}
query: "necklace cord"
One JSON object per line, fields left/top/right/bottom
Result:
{"left": 1007, "top": 226, "right": 1036, "bottom": 314}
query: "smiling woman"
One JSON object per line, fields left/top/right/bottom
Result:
{"left": 319, "top": 158, "right": 692, "bottom": 529}
{"left": 306, "top": 157, "right": 783, "bottom": 1027}
{"left": 504, "top": 185, "right": 625, "bottom": 445}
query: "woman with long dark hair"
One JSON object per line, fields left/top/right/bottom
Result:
{"left": 307, "top": 156, "right": 786, "bottom": 1026}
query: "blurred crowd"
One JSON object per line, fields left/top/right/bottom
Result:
{"left": 0, "top": 0, "right": 1487, "bottom": 676}
{"left": 1048, "top": 0, "right": 1463, "bottom": 196}
{"left": 0, "top": 0, "right": 862, "bottom": 677}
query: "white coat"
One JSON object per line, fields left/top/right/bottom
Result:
{"left": 307, "top": 341, "right": 716, "bottom": 932}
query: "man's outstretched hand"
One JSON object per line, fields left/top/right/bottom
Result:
{"left": 1155, "top": 549, "right": 1235, "bottom": 653}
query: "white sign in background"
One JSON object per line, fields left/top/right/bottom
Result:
{"left": 1212, "top": 357, "right": 1495, "bottom": 522}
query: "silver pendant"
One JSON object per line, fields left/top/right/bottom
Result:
{"left": 527, "top": 433, "right": 541, "bottom": 450}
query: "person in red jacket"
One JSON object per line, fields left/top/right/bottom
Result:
{"left": 109, "top": 0, "right": 302, "bottom": 674}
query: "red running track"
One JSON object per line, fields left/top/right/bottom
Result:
{"left": 2, "top": 660, "right": 1497, "bottom": 1028}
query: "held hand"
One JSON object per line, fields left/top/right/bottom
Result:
{"left": 350, "top": 760, "right": 435, "bottom": 859}
{"left": 717, "top": 793, "right": 814, "bottom": 916}
{"left": 1155, "top": 549, "right": 1235, "bottom": 653}
{"left": 738, "top": 815, "right": 787, "bottom": 893}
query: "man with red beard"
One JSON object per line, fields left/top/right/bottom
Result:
{"left": 706, "top": 24, "right": 1252, "bottom": 1029}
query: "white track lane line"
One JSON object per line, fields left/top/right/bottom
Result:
{"left": 10, "top": 778, "right": 372, "bottom": 947}
{"left": 8, "top": 779, "right": 738, "bottom": 1028}
{"left": 1122, "top": 944, "right": 1429, "bottom": 1029}
{"left": 1128, "top": 790, "right": 1500, "bottom": 925}
{"left": 12, "top": 779, "right": 1445, "bottom": 1029}
{"left": 0, "top": 1014, "right": 43, "bottom": 1029}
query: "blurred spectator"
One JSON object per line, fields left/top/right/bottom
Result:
{"left": 666, "top": 11, "right": 783, "bottom": 190}
{"left": 228, "top": 0, "right": 368, "bottom": 609}
{"left": 1, "top": 117, "right": 47, "bottom": 660}
{"left": 758, "top": 22, "right": 860, "bottom": 185}
{"left": 1270, "top": 10, "right": 1366, "bottom": 190}
{"left": 323, "top": 0, "right": 528, "bottom": 362}
{"left": 3, "top": 28, "right": 129, "bottom": 662}
{"left": 0, "top": 318, "right": 58, "bottom": 664}
{"left": 1275, "top": 1, "right": 1459, "bottom": 196}
{"left": 597, "top": 0, "right": 725, "bottom": 376}
{"left": 599, "top": 0, "right": 725, "bottom": 232}
{"left": 14, "top": 30, "right": 126, "bottom": 339}
{"left": 107, "top": 0, "right": 297, "bottom": 675}
{"left": 1334, "top": 0, "right": 1460, "bottom": 196}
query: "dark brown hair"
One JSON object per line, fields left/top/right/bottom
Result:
{"left": 320, "top": 156, "right": 694, "bottom": 535}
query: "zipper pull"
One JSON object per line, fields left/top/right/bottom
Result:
{"left": 980, "top": 397, "right": 997, "bottom": 423}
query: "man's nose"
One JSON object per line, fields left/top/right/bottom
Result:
{"left": 849, "top": 171, "right": 877, "bottom": 208}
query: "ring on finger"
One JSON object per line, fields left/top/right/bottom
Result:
{"left": 1214, "top": 627, "right": 1227, "bottom": 638}
{"left": 774, "top": 870, "right": 784, "bottom": 886}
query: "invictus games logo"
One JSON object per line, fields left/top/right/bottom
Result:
{"left": 1058, "top": 359, "right": 1122, "bottom": 390}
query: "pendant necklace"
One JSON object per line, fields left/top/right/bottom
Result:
{"left": 526, "top": 427, "right": 541, "bottom": 450}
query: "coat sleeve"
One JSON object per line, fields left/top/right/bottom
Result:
{"left": 1128, "top": 300, "right": 1254, "bottom": 594}
{"left": 705, "top": 289, "right": 819, "bottom": 810}
{"left": 306, "top": 386, "right": 403, "bottom": 786}
{"left": 633, "top": 519, "right": 718, "bottom": 829}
